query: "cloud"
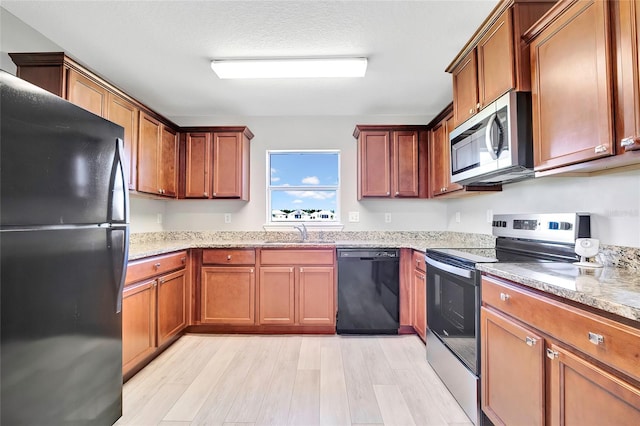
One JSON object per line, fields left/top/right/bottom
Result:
{"left": 271, "top": 177, "right": 281, "bottom": 182}
{"left": 285, "top": 190, "right": 335, "bottom": 200}
{"left": 301, "top": 176, "right": 320, "bottom": 185}
{"left": 271, "top": 168, "right": 277, "bottom": 174}
{"left": 292, "top": 199, "right": 304, "bottom": 204}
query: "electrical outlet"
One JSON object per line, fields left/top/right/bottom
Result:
{"left": 455, "top": 212, "right": 461, "bottom": 223}
{"left": 384, "top": 213, "right": 392, "bottom": 223}
{"left": 348, "top": 211, "right": 360, "bottom": 222}
{"left": 224, "top": 213, "right": 232, "bottom": 224}
{"left": 487, "top": 209, "right": 493, "bottom": 223}
{"left": 156, "top": 213, "right": 162, "bottom": 224}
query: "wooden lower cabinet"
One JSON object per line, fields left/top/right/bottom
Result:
{"left": 122, "top": 251, "right": 189, "bottom": 378}
{"left": 412, "top": 267, "right": 426, "bottom": 341}
{"left": 481, "top": 275, "right": 640, "bottom": 425}
{"left": 156, "top": 269, "right": 187, "bottom": 346}
{"left": 201, "top": 266, "right": 255, "bottom": 325}
{"left": 259, "top": 267, "right": 295, "bottom": 325}
{"left": 298, "top": 266, "right": 334, "bottom": 325}
{"left": 547, "top": 343, "right": 640, "bottom": 425}
{"left": 122, "top": 279, "right": 156, "bottom": 375}
{"left": 481, "top": 306, "right": 545, "bottom": 426}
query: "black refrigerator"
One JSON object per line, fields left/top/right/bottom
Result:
{"left": 0, "top": 70, "right": 128, "bottom": 425}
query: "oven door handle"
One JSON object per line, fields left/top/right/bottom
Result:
{"left": 425, "top": 256, "right": 473, "bottom": 279}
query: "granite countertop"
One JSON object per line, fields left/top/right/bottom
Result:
{"left": 477, "top": 262, "right": 640, "bottom": 323}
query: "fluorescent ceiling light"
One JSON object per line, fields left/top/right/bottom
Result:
{"left": 210, "top": 57, "right": 368, "bottom": 79}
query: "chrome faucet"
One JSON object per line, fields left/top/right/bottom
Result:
{"left": 294, "top": 223, "right": 308, "bottom": 241}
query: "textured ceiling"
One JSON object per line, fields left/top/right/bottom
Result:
{"left": 2, "top": 0, "right": 499, "bottom": 123}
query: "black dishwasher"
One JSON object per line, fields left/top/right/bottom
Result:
{"left": 336, "top": 248, "right": 400, "bottom": 334}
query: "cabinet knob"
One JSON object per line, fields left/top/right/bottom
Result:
{"left": 594, "top": 144, "right": 608, "bottom": 154}
{"left": 227, "top": 255, "right": 232, "bottom": 260}
{"left": 469, "top": 108, "right": 474, "bottom": 114}
{"left": 153, "top": 280, "right": 158, "bottom": 287}
{"left": 546, "top": 348, "right": 558, "bottom": 359}
{"left": 158, "top": 189, "right": 163, "bottom": 194}
{"left": 525, "top": 336, "right": 537, "bottom": 347}
{"left": 204, "top": 192, "right": 208, "bottom": 197}
{"left": 386, "top": 191, "right": 390, "bottom": 196}
{"left": 181, "top": 257, "right": 186, "bottom": 264}
{"left": 159, "top": 278, "right": 165, "bottom": 284}
{"left": 588, "top": 332, "right": 604, "bottom": 345}
{"left": 250, "top": 268, "right": 254, "bottom": 273}
{"left": 621, "top": 137, "right": 634, "bottom": 147}
{"left": 154, "top": 262, "right": 161, "bottom": 269}
{"left": 476, "top": 102, "right": 481, "bottom": 109}
{"left": 213, "top": 192, "right": 217, "bottom": 196}
{"left": 499, "top": 292, "right": 510, "bottom": 302}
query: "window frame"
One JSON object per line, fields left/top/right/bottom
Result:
{"left": 266, "top": 149, "right": 341, "bottom": 227}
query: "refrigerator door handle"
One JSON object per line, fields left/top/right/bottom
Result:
{"left": 108, "top": 138, "right": 130, "bottom": 224}
{"left": 109, "top": 225, "right": 129, "bottom": 313}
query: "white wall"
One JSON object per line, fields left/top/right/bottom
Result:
{"left": 445, "top": 167, "right": 640, "bottom": 247}
{"left": 164, "top": 115, "right": 449, "bottom": 231}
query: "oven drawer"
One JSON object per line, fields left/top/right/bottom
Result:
{"left": 482, "top": 276, "right": 640, "bottom": 382}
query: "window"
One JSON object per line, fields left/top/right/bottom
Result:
{"left": 267, "top": 150, "right": 340, "bottom": 223}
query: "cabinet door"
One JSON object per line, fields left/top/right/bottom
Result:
{"left": 478, "top": 8, "right": 515, "bottom": 108}
{"left": 298, "top": 266, "right": 335, "bottom": 325}
{"left": 531, "top": 0, "right": 614, "bottom": 171}
{"left": 481, "top": 307, "right": 545, "bottom": 426}
{"left": 201, "top": 267, "right": 255, "bottom": 325}
{"left": 185, "top": 132, "right": 211, "bottom": 198}
{"left": 452, "top": 50, "right": 479, "bottom": 127}
{"left": 160, "top": 125, "right": 178, "bottom": 197}
{"left": 392, "top": 130, "right": 419, "bottom": 197}
{"left": 613, "top": 0, "right": 640, "bottom": 151}
{"left": 412, "top": 268, "right": 426, "bottom": 341}
{"left": 258, "top": 267, "right": 295, "bottom": 325}
{"left": 430, "top": 115, "right": 463, "bottom": 197}
{"left": 358, "top": 131, "right": 391, "bottom": 198}
{"left": 156, "top": 269, "right": 187, "bottom": 346}
{"left": 122, "top": 279, "right": 157, "bottom": 374}
{"left": 66, "top": 69, "right": 108, "bottom": 117}
{"left": 212, "top": 132, "right": 243, "bottom": 198}
{"left": 107, "top": 93, "right": 139, "bottom": 190}
{"left": 138, "top": 112, "right": 161, "bottom": 195}
{"left": 547, "top": 343, "right": 640, "bottom": 426}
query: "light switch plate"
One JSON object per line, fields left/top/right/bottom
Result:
{"left": 224, "top": 213, "right": 232, "bottom": 224}
{"left": 455, "top": 212, "right": 461, "bottom": 223}
{"left": 384, "top": 213, "right": 391, "bottom": 223}
{"left": 348, "top": 211, "right": 360, "bottom": 222}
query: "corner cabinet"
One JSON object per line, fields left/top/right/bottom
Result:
{"left": 123, "top": 251, "right": 188, "bottom": 379}
{"left": 353, "top": 125, "right": 429, "bottom": 199}
{"left": 259, "top": 249, "right": 336, "bottom": 327}
{"left": 181, "top": 128, "right": 253, "bottom": 200}
{"left": 446, "top": 1, "right": 555, "bottom": 127}
{"left": 481, "top": 275, "right": 640, "bottom": 425}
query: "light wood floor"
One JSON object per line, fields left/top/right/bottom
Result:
{"left": 115, "top": 334, "right": 472, "bottom": 426}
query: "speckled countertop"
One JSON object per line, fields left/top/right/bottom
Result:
{"left": 477, "top": 262, "right": 640, "bottom": 323}
{"left": 127, "top": 230, "right": 496, "bottom": 260}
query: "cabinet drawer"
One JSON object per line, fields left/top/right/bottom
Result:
{"left": 260, "top": 249, "right": 334, "bottom": 265}
{"left": 203, "top": 249, "right": 255, "bottom": 265}
{"left": 412, "top": 250, "right": 426, "bottom": 273}
{"left": 482, "top": 276, "right": 640, "bottom": 382}
{"left": 126, "top": 251, "right": 187, "bottom": 285}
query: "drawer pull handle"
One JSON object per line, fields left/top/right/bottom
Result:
{"left": 588, "top": 332, "right": 604, "bottom": 345}
{"left": 154, "top": 263, "right": 161, "bottom": 269}
{"left": 499, "top": 292, "right": 510, "bottom": 302}
{"left": 159, "top": 278, "right": 165, "bottom": 284}
{"left": 594, "top": 144, "right": 608, "bottom": 154}
{"left": 525, "top": 336, "right": 537, "bottom": 347}
{"left": 546, "top": 348, "right": 558, "bottom": 359}
{"left": 227, "top": 255, "right": 232, "bottom": 260}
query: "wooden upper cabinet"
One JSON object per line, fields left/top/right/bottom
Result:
{"left": 528, "top": 0, "right": 614, "bottom": 171}
{"left": 477, "top": 9, "right": 515, "bottom": 109}
{"left": 613, "top": 0, "right": 640, "bottom": 152}
{"left": 160, "top": 126, "right": 178, "bottom": 197}
{"left": 179, "top": 128, "right": 253, "bottom": 200}
{"left": 138, "top": 111, "right": 178, "bottom": 197}
{"left": 428, "top": 106, "right": 464, "bottom": 198}
{"left": 184, "top": 133, "right": 211, "bottom": 198}
{"left": 393, "top": 130, "right": 420, "bottom": 197}
{"left": 67, "top": 69, "right": 108, "bottom": 117}
{"left": 354, "top": 125, "right": 428, "bottom": 199}
{"left": 451, "top": 50, "right": 479, "bottom": 127}
{"left": 107, "top": 93, "right": 139, "bottom": 190}
{"left": 358, "top": 130, "right": 391, "bottom": 198}
{"left": 447, "top": 1, "right": 554, "bottom": 128}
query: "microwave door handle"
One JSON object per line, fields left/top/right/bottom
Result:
{"left": 485, "top": 113, "right": 499, "bottom": 160}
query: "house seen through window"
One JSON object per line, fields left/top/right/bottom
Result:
{"left": 268, "top": 150, "right": 340, "bottom": 223}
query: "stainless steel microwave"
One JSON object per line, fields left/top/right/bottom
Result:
{"left": 449, "top": 91, "right": 534, "bottom": 186}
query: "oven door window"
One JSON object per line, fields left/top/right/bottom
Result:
{"left": 427, "top": 266, "right": 478, "bottom": 374}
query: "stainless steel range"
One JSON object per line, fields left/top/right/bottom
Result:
{"left": 425, "top": 213, "right": 592, "bottom": 425}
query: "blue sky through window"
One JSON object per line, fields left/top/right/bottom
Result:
{"left": 269, "top": 152, "right": 339, "bottom": 214}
